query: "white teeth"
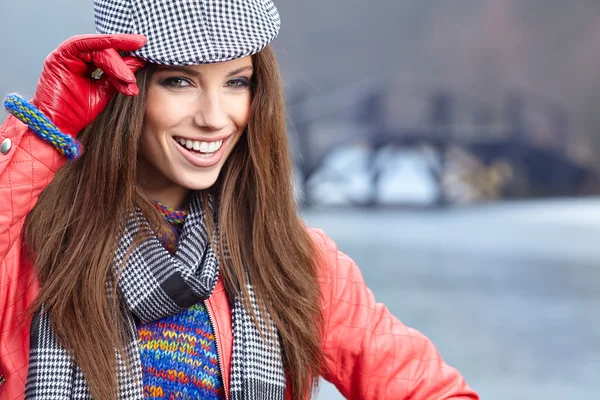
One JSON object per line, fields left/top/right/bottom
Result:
{"left": 176, "top": 137, "right": 224, "bottom": 154}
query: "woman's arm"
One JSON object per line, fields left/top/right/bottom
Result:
{"left": 311, "top": 229, "right": 479, "bottom": 400}
{"left": 0, "top": 35, "right": 146, "bottom": 397}
{"left": 0, "top": 34, "right": 146, "bottom": 262}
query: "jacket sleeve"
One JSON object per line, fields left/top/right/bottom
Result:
{"left": 0, "top": 114, "right": 66, "bottom": 262}
{"left": 311, "top": 229, "right": 479, "bottom": 400}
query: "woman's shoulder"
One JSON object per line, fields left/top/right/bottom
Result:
{"left": 306, "top": 227, "right": 334, "bottom": 252}
{"left": 306, "top": 227, "right": 347, "bottom": 265}
{"left": 305, "top": 227, "right": 362, "bottom": 289}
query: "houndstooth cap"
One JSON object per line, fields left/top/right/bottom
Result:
{"left": 94, "top": 0, "right": 280, "bottom": 65}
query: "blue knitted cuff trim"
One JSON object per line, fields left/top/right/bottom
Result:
{"left": 3, "top": 93, "right": 82, "bottom": 161}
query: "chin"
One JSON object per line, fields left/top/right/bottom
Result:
{"left": 176, "top": 172, "right": 221, "bottom": 191}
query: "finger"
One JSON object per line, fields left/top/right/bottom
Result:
{"left": 79, "top": 53, "right": 145, "bottom": 82}
{"left": 84, "top": 51, "right": 145, "bottom": 96}
{"left": 98, "top": 54, "right": 146, "bottom": 96}
{"left": 65, "top": 33, "right": 147, "bottom": 55}
{"left": 89, "top": 48, "right": 137, "bottom": 84}
{"left": 94, "top": 70, "right": 139, "bottom": 97}
{"left": 122, "top": 56, "right": 146, "bottom": 74}
{"left": 106, "top": 34, "right": 148, "bottom": 52}
{"left": 119, "top": 57, "right": 146, "bottom": 96}
{"left": 108, "top": 77, "right": 138, "bottom": 96}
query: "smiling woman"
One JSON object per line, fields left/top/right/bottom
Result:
{"left": 0, "top": 0, "right": 479, "bottom": 399}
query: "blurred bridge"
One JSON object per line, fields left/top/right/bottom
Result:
{"left": 286, "top": 79, "right": 599, "bottom": 207}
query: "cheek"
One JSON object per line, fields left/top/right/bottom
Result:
{"left": 225, "top": 96, "right": 251, "bottom": 152}
{"left": 139, "top": 90, "right": 178, "bottom": 170}
{"left": 144, "top": 88, "right": 178, "bottom": 136}
{"left": 230, "top": 94, "right": 252, "bottom": 129}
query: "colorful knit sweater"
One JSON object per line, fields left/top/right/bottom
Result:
{"left": 137, "top": 202, "right": 225, "bottom": 399}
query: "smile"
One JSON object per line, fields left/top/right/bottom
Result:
{"left": 174, "top": 137, "right": 224, "bottom": 155}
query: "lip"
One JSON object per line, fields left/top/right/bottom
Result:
{"left": 173, "top": 134, "right": 230, "bottom": 143}
{"left": 173, "top": 134, "right": 232, "bottom": 168}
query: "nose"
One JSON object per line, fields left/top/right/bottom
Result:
{"left": 192, "top": 92, "right": 229, "bottom": 132}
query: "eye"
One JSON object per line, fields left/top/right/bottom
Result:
{"left": 225, "top": 77, "right": 251, "bottom": 89}
{"left": 160, "top": 77, "right": 193, "bottom": 88}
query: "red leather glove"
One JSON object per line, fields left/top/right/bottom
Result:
{"left": 32, "top": 34, "right": 147, "bottom": 136}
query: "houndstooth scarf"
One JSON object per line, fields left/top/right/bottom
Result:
{"left": 25, "top": 192, "right": 286, "bottom": 399}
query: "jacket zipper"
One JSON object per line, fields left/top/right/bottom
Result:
{"left": 204, "top": 299, "right": 230, "bottom": 400}
{"left": 0, "top": 374, "right": 5, "bottom": 387}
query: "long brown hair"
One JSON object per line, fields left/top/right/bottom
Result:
{"left": 24, "top": 45, "right": 323, "bottom": 399}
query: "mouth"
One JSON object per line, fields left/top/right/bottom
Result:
{"left": 173, "top": 136, "right": 224, "bottom": 158}
{"left": 172, "top": 135, "right": 233, "bottom": 169}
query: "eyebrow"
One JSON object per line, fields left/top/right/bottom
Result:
{"left": 156, "top": 65, "right": 254, "bottom": 77}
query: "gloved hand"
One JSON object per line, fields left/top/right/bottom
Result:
{"left": 32, "top": 34, "right": 147, "bottom": 136}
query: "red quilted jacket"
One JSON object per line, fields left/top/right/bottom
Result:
{"left": 0, "top": 115, "right": 479, "bottom": 399}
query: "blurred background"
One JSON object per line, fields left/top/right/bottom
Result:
{"left": 1, "top": 1, "right": 599, "bottom": 399}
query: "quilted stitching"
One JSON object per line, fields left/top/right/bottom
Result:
{"left": 310, "top": 228, "right": 478, "bottom": 399}
{"left": 1, "top": 242, "right": 38, "bottom": 400}
{"left": 206, "top": 280, "right": 233, "bottom": 395}
{"left": 0, "top": 116, "right": 63, "bottom": 399}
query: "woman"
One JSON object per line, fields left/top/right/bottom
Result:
{"left": 0, "top": 0, "right": 479, "bottom": 399}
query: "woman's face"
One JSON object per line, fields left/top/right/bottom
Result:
{"left": 138, "top": 56, "right": 253, "bottom": 203}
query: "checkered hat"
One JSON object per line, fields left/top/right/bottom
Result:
{"left": 94, "top": 0, "right": 280, "bottom": 65}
